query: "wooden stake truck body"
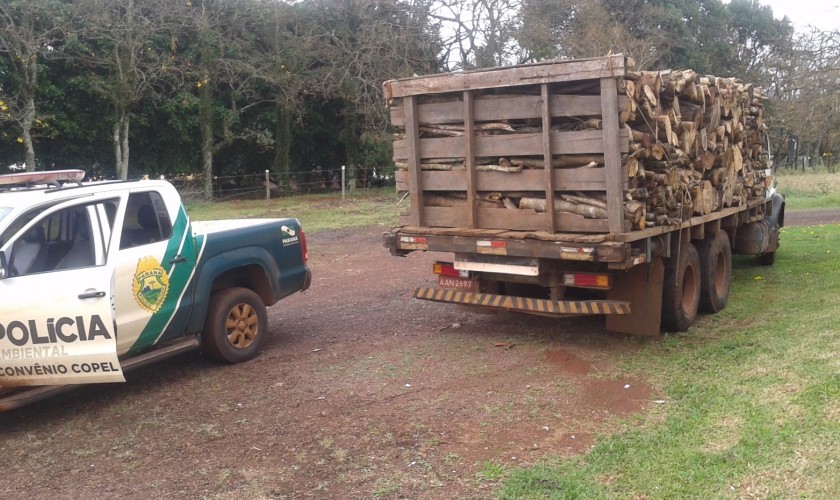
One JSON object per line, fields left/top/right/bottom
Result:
{"left": 384, "top": 55, "right": 784, "bottom": 336}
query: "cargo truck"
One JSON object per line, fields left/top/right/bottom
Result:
{"left": 383, "top": 55, "right": 784, "bottom": 336}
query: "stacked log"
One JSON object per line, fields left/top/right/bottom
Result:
{"left": 622, "top": 69, "right": 769, "bottom": 225}
{"left": 390, "top": 60, "right": 770, "bottom": 231}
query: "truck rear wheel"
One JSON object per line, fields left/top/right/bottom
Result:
{"left": 699, "top": 231, "right": 732, "bottom": 313}
{"left": 662, "top": 243, "right": 701, "bottom": 332}
{"left": 757, "top": 251, "right": 776, "bottom": 266}
{"left": 201, "top": 287, "right": 268, "bottom": 364}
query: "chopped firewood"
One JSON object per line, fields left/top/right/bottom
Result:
{"left": 390, "top": 62, "right": 770, "bottom": 230}
{"left": 425, "top": 193, "right": 506, "bottom": 208}
{"left": 581, "top": 118, "right": 602, "bottom": 130}
{"left": 420, "top": 126, "right": 463, "bottom": 137}
{"left": 508, "top": 155, "right": 605, "bottom": 168}
{"left": 520, "top": 197, "right": 607, "bottom": 219}
{"left": 691, "top": 180, "right": 716, "bottom": 215}
{"left": 477, "top": 164, "right": 523, "bottom": 173}
{"left": 626, "top": 156, "right": 640, "bottom": 177}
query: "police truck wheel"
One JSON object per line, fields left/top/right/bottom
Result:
{"left": 661, "top": 243, "right": 701, "bottom": 332}
{"left": 699, "top": 231, "right": 732, "bottom": 313}
{"left": 201, "top": 287, "right": 267, "bottom": 364}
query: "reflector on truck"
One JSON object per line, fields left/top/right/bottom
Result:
{"left": 400, "top": 236, "right": 428, "bottom": 250}
{"left": 562, "top": 273, "right": 611, "bottom": 289}
{"left": 476, "top": 240, "right": 507, "bottom": 255}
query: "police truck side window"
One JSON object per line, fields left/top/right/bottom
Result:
{"left": 9, "top": 200, "right": 116, "bottom": 275}
{"left": 120, "top": 192, "right": 171, "bottom": 249}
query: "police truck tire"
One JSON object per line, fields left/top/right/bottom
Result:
{"left": 699, "top": 231, "right": 732, "bottom": 313}
{"left": 661, "top": 243, "right": 701, "bottom": 332}
{"left": 201, "top": 287, "right": 268, "bottom": 364}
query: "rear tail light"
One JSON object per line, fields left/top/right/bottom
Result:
{"left": 433, "top": 261, "right": 467, "bottom": 278}
{"left": 563, "top": 273, "right": 610, "bottom": 289}
{"left": 299, "top": 229, "right": 308, "bottom": 263}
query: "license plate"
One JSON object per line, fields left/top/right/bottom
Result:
{"left": 438, "top": 275, "right": 477, "bottom": 290}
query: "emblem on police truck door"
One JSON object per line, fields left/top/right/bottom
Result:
{"left": 133, "top": 256, "right": 170, "bottom": 313}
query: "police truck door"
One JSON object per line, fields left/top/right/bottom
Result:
{"left": 0, "top": 197, "right": 124, "bottom": 386}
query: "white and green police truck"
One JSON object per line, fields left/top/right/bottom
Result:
{"left": 0, "top": 170, "right": 311, "bottom": 410}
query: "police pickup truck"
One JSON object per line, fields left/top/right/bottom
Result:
{"left": 0, "top": 170, "right": 311, "bottom": 410}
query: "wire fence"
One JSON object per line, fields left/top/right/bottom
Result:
{"left": 167, "top": 167, "right": 396, "bottom": 202}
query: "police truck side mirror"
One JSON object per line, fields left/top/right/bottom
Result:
{"left": 0, "top": 251, "right": 7, "bottom": 279}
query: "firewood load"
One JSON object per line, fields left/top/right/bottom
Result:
{"left": 387, "top": 56, "right": 771, "bottom": 233}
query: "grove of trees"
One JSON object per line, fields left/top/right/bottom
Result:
{"left": 0, "top": 0, "right": 836, "bottom": 198}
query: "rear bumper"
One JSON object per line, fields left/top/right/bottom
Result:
{"left": 414, "top": 287, "right": 630, "bottom": 316}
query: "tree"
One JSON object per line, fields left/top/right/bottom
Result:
{"left": 725, "top": 0, "right": 793, "bottom": 84}
{"left": 519, "top": 0, "right": 667, "bottom": 68}
{"left": 517, "top": 0, "right": 793, "bottom": 77}
{"left": 68, "top": 0, "right": 178, "bottom": 179}
{"left": 246, "top": 0, "right": 332, "bottom": 189}
{"left": 179, "top": 0, "right": 270, "bottom": 199}
{"left": 769, "top": 28, "right": 840, "bottom": 167}
{"left": 432, "top": 0, "right": 522, "bottom": 69}
{"left": 0, "top": 0, "right": 64, "bottom": 171}
{"left": 296, "top": 0, "right": 440, "bottom": 185}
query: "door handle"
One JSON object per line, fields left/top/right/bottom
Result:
{"left": 169, "top": 255, "right": 187, "bottom": 265}
{"left": 78, "top": 290, "right": 106, "bottom": 299}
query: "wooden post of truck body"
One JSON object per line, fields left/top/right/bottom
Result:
{"left": 464, "top": 91, "right": 478, "bottom": 228}
{"left": 541, "top": 84, "right": 557, "bottom": 233}
{"left": 600, "top": 77, "right": 625, "bottom": 234}
{"left": 404, "top": 96, "right": 424, "bottom": 226}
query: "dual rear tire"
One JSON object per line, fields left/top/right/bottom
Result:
{"left": 699, "top": 231, "right": 732, "bottom": 314}
{"left": 661, "top": 231, "right": 732, "bottom": 332}
{"left": 661, "top": 243, "right": 701, "bottom": 332}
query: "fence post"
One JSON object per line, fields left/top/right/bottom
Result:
{"left": 341, "top": 165, "right": 346, "bottom": 202}
{"left": 265, "top": 169, "right": 270, "bottom": 214}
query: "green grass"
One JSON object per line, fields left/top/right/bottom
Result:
{"left": 775, "top": 169, "right": 840, "bottom": 210}
{"left": 499, "top": 224, "right": 840, "bottom": 499}
{"left": 183, "top": 187, "right": 401, "bottom": 232}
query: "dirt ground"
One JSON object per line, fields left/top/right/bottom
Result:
{"left": 785, "top": 207, "right": 840, "bottom": 227}
{"left": 0, "top": 210, "right": 833, "bottom": 499}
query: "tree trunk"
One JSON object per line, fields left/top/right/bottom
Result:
{"left": 199, "top": 80, "right": 214, "bottom": 200}
{"left": 120, "top": 115, "right": 129, "bottom": 178}
{"left": 111, "top": 108, "right": 129, "bottom": 180}
{"left": 273, "top": 98, "right": 292, "bottom": 192}
{"left": 342, "top": 108, "right": 359, "bottom": 191}
{"left": 113, "top": 109, "right": 130, "bottom": 179}
{"left": 21, "top": 52, "right": 38, "bottom": 172}
{"left": 22, "top": 95, "right": 36, "bottom": 172}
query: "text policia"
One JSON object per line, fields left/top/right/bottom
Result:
{"left": 0, "top": 315, "right": 112, "bottom": 348}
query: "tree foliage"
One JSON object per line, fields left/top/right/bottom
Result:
{"left": 0, "top": 0, "right": 64, "bottom": 171}
{"left": 768, "top": 28, "right": 840, "bottom": 165}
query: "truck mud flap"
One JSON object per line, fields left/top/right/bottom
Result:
{"left": 0, "top": 337, "right": 200, "bottom": 412}
{"left": 606, "top": 257, "right": 664, "bottom": 337}
{"left": 414, "top": 288, "right": 630, "bottom": 316}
